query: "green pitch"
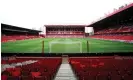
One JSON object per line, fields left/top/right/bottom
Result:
{"left": 1, "top": 38, "right": 133, "bottom": 53}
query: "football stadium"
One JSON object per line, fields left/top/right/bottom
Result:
{"left": 1, "top": 34, "right": 133, "bottom": 53}
{"left": 1, "top": 1, "right": 133, "bottom": 80}
{"left": 1, "top": 23, "right": 133, "bottom": 54}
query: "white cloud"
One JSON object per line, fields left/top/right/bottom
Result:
{"left": 1, "top": 0, "right": 133, "bottom": 30}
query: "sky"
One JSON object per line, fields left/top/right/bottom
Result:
{"left": 1, "top": 0, "right": 133, "bottom": 30}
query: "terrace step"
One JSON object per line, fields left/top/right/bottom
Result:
{"left": 54, "top": 57, "right": 77, "bottom": 80}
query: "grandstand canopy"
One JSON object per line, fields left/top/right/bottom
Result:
{"left": 45, "top": 25, "right": 86, "bottom": 28}
{"left": 87, "top": 3, "right": 133, "bottom": 29}
{"left": 1, "top": 23, "right": 41, "bottom": 33}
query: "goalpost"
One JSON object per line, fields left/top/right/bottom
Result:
{"left": 42, "top": 40, "right": 44, "bottom": 55}
{"left": 87, "top": 40, "right": 89, "bottom": 53}
{"left": 49, "top": 41, "right": 82, "bottom": 53}
{"left": 42, "top": 40, "right": 89, "bottom": 53}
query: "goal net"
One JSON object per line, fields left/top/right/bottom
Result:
{"left": 49, "top": 41, "right": 82, "bottom": 53}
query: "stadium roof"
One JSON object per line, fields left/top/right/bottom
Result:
{"left": 1, "top": 23, "right": 41, "bottom": 32}
{"left": 44, "top": 25, "right": 86, "bottom": 28}
{"left": 87, "top": 3, "right": 133, "bottom": 27}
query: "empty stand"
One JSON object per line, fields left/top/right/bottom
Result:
{"left": 69, "top": 57, "right": 133, "bottom": 80}
{"left": 95, "top": 26, "right": 133, "bottom": 34}
{"left": 1, "top": 35, "right": 42, "bottom": 42}
{"left": 46, "top": 26, "right": 85, "bottom": 38}
{"left": 90, "top": 35, "right": 133, "bottom": 42}
{"left": 1, "top": 57, "right": 62, "bottom": 80}
{"left": 46, "top": 34, "right": 84, "bottom": 38}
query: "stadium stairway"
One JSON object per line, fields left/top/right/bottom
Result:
{"left": 54, "top": 56, "right": 77, "bottom": 80}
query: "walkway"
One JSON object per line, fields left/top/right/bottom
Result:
{"left": 54, "top": 56, "right": 77, "bottom": 80}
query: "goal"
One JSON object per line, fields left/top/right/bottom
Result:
{"left": 49, "top": 41, "right": 82, "bottom": 53}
